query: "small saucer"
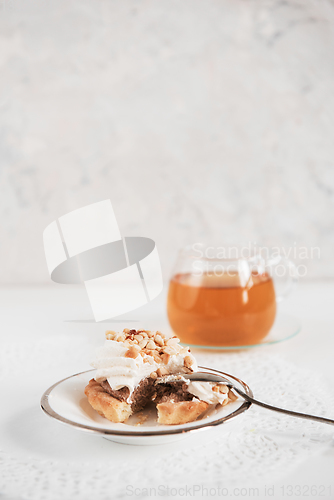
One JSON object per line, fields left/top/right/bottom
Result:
{"left": 184, "top": 313, "right": 301, "bottom": 350}
{"left": 41, "top": 367, "right": 252, "bottom": 445}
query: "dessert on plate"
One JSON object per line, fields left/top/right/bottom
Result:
{"left": 84, "top": 329, "right": 237, "bottom": 425}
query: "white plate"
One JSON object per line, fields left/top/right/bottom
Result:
{"left": 41, "top": 367, "right": 253, "bottom": 445}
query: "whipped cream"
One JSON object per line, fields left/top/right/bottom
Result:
{"left": 187, "top": 381, "right": 229, "bottom": 405}
{"left": 91, "top": 338, "right": 198, "bottom": 403}
{"left": 91, "top": 340, "right": 157, "bottom": 398}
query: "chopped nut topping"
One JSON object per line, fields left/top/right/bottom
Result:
{"left": 140, "top": 330, "right": 150, "bottom": 336}
{"left": 212, "top": 385, "right": 220, "bottom": 393}
{"left": 104, "top": 328, "right": 195, "bottom": 370}
{"left": 143, "top": 349, "right": 154, "bottom": 357}
{"left": 105, "top": 330, "right": 117, "bottom": 340}
{"left": 150, "top": 371, "right": 158, "bottom": 379}
{"left": 163, "top": 346, "right": 177, "bottom": 356}
{"left": 181, "top": 367, "right": 193, "bottom": 374}
{"left": 228, "top": 389, "right": 238, "bottom": 401}
{"left": 166, "top": 337, "right": 180, "bottom": 346}
{"left": 184, "top": 356, "right": 193, "bottom": 368}
{"left": 156, "top": 366, "right": 169, "bottom": 377}
{"left": 146, "top": 340, "right": 157, "bottom": 350}
{"left": 125, "top": 346, "right": 140, "bottom": 359}
{"left": 161, "top": 353, "right": 171, "bottom": 365}
{"left": 106, "top": 330, "right": 117, "bottom": 335}
{"left": 219, "top": 385, "right": 229, "bottom": 394}
{"left": 154, "top": 334, "right": 164, "bottom": 346}
{"left": 152, "top": 351, "right": 163, "bottom": 364}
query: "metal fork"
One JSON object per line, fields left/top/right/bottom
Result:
{"left": 157, "top": 371, "right": 334, "bottom": 426}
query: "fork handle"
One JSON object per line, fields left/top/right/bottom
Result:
{"left": 233, "top": 386, "right": 334, "bottom": 426}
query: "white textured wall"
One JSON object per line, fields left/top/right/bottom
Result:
{"left": 1, "top": 0, "right": 334, "bottom": 283}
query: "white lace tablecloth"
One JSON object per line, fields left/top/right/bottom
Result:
{"left": 1, "top": 334, "right": 333, "bottom": 500}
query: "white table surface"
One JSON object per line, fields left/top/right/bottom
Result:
{"left": 1, "top": 281, "right": 334, "bottom": 499}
